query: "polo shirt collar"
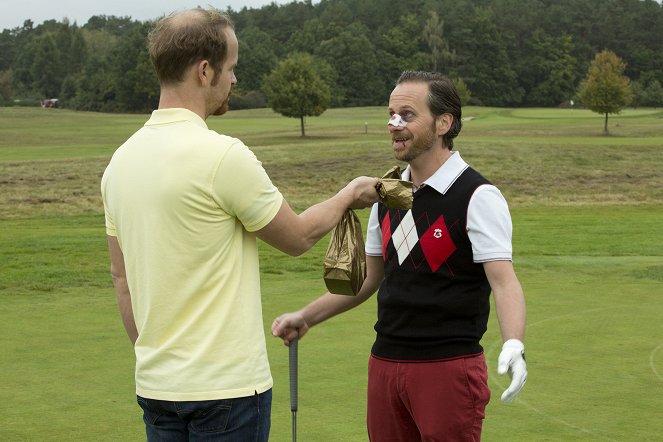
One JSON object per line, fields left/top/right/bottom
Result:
{"left": 401, "top": 151, "right": 469, "bottom": 195}
{"left": 145, "top": 108, "right": 208, "bottom": 130}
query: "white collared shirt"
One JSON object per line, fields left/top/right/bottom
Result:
{"left": 366, "top": 151, "right": 513, "bottom": 262}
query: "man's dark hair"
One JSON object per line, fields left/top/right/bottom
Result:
{"left": 148, "top": 8, "right": 234, "bottom": 84}
{"left": 397, "top": 71, "right": 462, "bottom": 150}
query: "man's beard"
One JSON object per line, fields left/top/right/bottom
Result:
{"left": 394, "top": 123, "right": 437, "bottom": 162}
{"left": 213, "top": 96, "right": 230, "bottom": 116}
{"left": 212, "top": 86, "right": 233, "bottom": 116}
{"left": 210, "top": 71, "right": 230, "bottom": 116}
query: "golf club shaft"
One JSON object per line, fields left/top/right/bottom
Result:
{"left": 289, "top": 333, "right": 298, "bottom": 412}
{"left": 289, "top": 332, "right": 298, "bottom": 442}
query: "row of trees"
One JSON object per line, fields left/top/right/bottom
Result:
{"left": 0, "top": 16, "right": 155, "bottom": 112}
{"left": 1, "top": 0, "right": 662, "bottom": 113}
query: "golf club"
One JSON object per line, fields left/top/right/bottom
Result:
{"left": 289, "top": 331, "right": 299, "bottom": 442}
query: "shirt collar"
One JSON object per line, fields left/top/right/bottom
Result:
{"left": 401, "top": 151, "right": 469, "bottom": 195}
{"left": 144, "top": 108, "right": 208, "bottom": 130}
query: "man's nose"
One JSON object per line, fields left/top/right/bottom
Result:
{"left": 388, "top": 114, "right": 407, "bottom": 130}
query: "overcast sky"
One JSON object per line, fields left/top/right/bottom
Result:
{"left": 0, "top": 0, "right": 305, "bottom": 31}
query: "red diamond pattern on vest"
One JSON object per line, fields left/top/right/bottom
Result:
{"left": 419, "top": 214, "right": 456, "bottom": 272}
{"left": 381, "top": 212, "right": 391, "bottom": 259}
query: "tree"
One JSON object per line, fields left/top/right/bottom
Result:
{"left": 30, "top": 34, "right": 62, "bottom": 97}
{"left": 646, "top": 80, "right": 663, "bottom": 108}
{"left": 520, "top": 32, "right": 578, "bottom": 106}
{"left": 577, "top": 50, "right": 633, "bottom": 134}
{"left": 376, "top": 14, "right": 429, "bottom": 105}
{"left": 630, "top": 78, "right": 663, "bottom": 108}
{"left": 236, "top": 27, "right": 278, "bottom": 92}
{"left": 458, "top": 10, "right": 524, "bottom": 106}
{"left": 452, "top": 77, "right": 471, "bottom": 106}
{"left": 285, "top": 18, "right": 341, "bottom": 57}
{"left": 110, "top": 22, "right": 158, "bottom": 112}
{"left": 63, "top": 23, "right": 88, "bottom": 74}
{"left": 0, "top": 29, "right": 16, "bottom": 71}
{"left": 422, "top": 11, "right": 455, "bottom": 72}
{"left": 262, "top": 53, "right": 331, "bottom": 137}
{"left": 0, "top": 69, "right": 12, "bottom": 103}
{"left": 314, "top": 23, "right": 382, "bottom": 106}
{"left": 68, "top": 52, "right": 116, "bottom": 111}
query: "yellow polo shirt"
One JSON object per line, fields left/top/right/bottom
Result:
{"left": 101, "top": 108, "right": 283, "bottom": 401}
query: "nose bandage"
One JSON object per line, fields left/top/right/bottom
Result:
{"left": 388, "top": 113, "right": 407, "bottom": 128}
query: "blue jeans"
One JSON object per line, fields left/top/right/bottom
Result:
{"left": 136, "top": 390, "right": 271, "bottom": 442}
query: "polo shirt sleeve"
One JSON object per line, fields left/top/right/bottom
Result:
{"left": 467, "top": 184, "right": 512, "bottom": 262}
{"left": 365, "top": 203, "right": 383, "bottom": 256}
{"left": 100, "top": 169, "right": 117, "bottom": 237}
{"left": 212, "top": 140, "right": 283, "bottom": 232}
{"left": 103, "top": 206, "right": 117, "bottom": 237}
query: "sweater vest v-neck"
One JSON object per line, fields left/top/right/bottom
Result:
{"left": 371, "top": 167, "right": 492, "bottom": 361}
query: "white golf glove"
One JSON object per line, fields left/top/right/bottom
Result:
{"left": 497, "top": 338, "right": 527, "bottom": 403}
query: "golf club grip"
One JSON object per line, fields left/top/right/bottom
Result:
{"left": 289, "top": 334, "right": 298, "bottom": 412}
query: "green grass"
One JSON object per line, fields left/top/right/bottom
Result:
{"left": 1, "top": 106, "right": 662, "bottom": 441}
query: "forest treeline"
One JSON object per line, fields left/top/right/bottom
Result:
{"left": 1, "top": 0, "right": 662, "bottom": 112}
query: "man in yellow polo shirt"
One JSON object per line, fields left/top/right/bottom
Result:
{"left": 101, "top": 8, "right": 378, "bottom": 441}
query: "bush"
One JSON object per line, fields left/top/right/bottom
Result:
{"left": 230, "top": 90, "right": 267, "bottom": 110}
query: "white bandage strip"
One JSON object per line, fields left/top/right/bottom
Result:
{"left": 388, "top": 113, "right": 407, "bottom": 127}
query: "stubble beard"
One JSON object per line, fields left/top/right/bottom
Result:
{"left": 213, "top": 97, "right": 230, "bottom": 116}
{"left": 211, "top": 72, "right": 231, "bottom": 116}
{"left": 393, "top": 124, "right": 437, "bottom": 163}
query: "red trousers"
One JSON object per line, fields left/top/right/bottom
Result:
{"left": 367, "top": 353, "right": 490, "bottom": 442}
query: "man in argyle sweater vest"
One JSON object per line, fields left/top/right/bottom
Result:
{"left": 272, "top": 71, "right": 527, "bottom": 441}
{"left": 373, "top": 167, "right": 492, "bottom": 362}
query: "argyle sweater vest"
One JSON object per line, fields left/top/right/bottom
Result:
{"left": 371, "top": 167, "right": 492, "bottom": 361}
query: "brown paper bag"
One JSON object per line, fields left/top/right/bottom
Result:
{"left": 376, "top": 166, "right": 413, "bottom": 209}
{"left": 322, "top": 167, "right": 411, "bottom": 295}
{"left": 323, "top": 209, "right": 366, "bottom": 296}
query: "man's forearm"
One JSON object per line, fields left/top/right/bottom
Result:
{"left": 107, "top": 235, "right": 138, "bottom": 345}
{"left": 484, "top": 260, "right": 526, "bottom": 341}
{"left": 113, "top": 276, "right": 138, "bottom": 345}
{"left": 296, "top": 191, "right": 357, "bottom": 250}
{"left": 493, "top": 284, "right": 526, "bottom": 342}
{"left": 303, "top": 256, "right": 383, "bottom": 326}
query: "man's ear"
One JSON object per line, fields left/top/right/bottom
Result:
{"left": 197, "top": 60, "right": 212, "bottom": 85}
{"left": 436, "top": 113, "right": 453, "bottom": 136}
